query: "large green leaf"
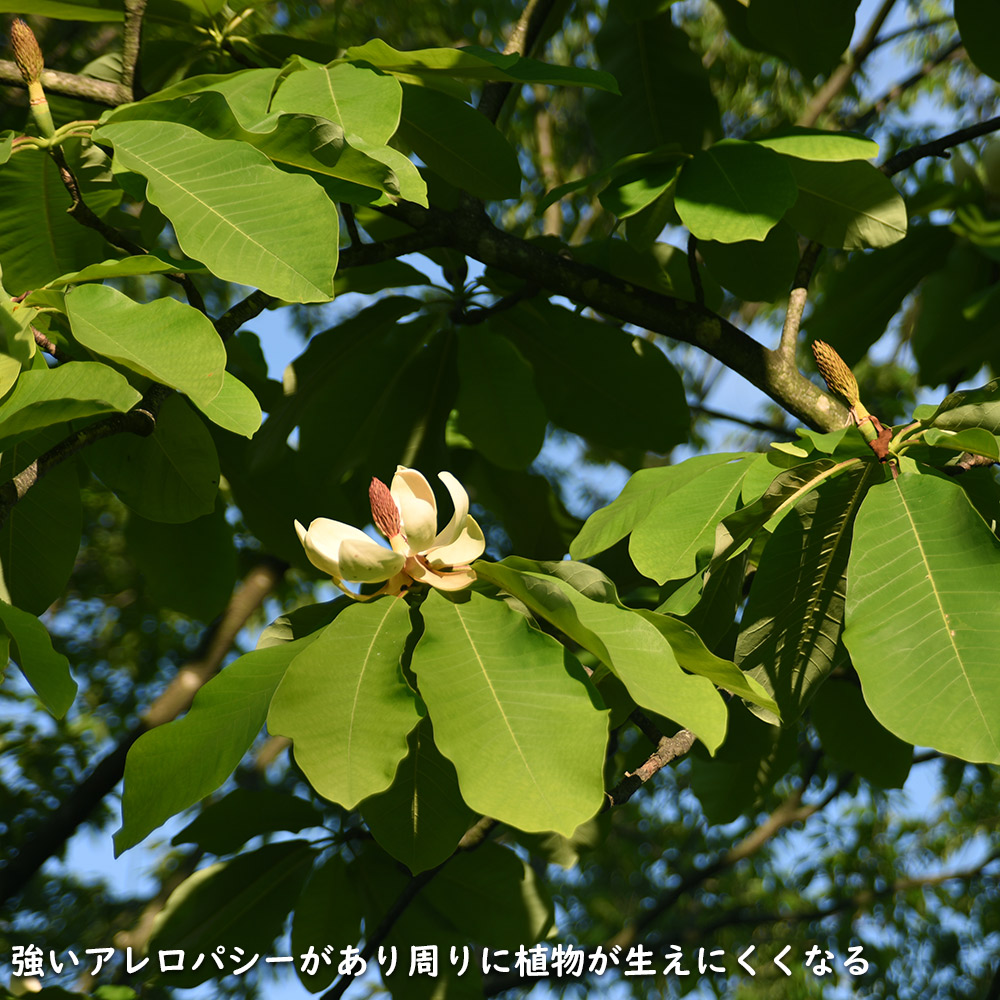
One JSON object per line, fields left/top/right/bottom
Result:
{"left": 272, "top": 62, "right": 402, "bottom": 146}
{"left": 783, "top": 158, "right": 907, "bottom": 250}
{"left": 570, "top": 453, "right": 747, "bottom": 560}
{"left": 475, "top": 561, "right": 728, "bottom": 751}
{"left": 748, "top": 0, "right": 859, "bottom": 78}
{"left": 491, "top": 299, "right": 689, "bottom": 453}
{"left": 268, "top": 597, "right": 421, "bottom": 809}
{"left": 915, "top": 377, "right": 1000, "bottom": 434}
{"left": 67, "top": 284, "right": 225, "bottom": 407}
{"left": 753, "top": 128, "right": 878, "bottom": 162}
{"left": 844, "top": 472, "right": 1000, "bottom": 763}
{"left": 956, "top": 0, "right": 1000, "bottom": 82}
{"left": 737, "top": 461, "right": 881, "bottom": 723}
{"left": 195, "top": 371, "right": 261, "bottom": 438}
{"left": 804, "top": 225, "right": 955, "bottom": 366}
{"left": 0, "top": 362, "right": 141, "bottom": 453}
{"left": 43, "top": 254, "right": 205, "bottom": 288}
{"left": 148, "top": 842, "right": 315, "bottom": 988}
{"left": 116, "top": 631, "right": 324, "bottom": 852}
{"left": 0, "top": 600, "right": 76, "bottom": 717}
{"left": 397, "top": 84, "right": 521, "bottom": 200}
{"left": 85, "top": 394, "right": 220, "bottom": 523}
{"left": 0, "top": 0, "right": 123, "bottom": 20}
{"left": 0, "top": 150, "right": 112, "bottom": 294}
{"left": 411, "top": 589, "right": 608, "bottom": 835}
{"left": 360, "top": 717, "right": 476, "bottom": 874}
{"left": 95, "top": 120, "right": 340, "bottom": 302}
{"left": 344, "top": 39, "right": 618, "bottom": 92}
{"left": 455, "top": 330, "right": 547, "bottom": 469}
{"left": 587, "top": 1, "right": 720, "bottom": 161}
{"left": 502, "top": 557, "right": 778, "bottom": 716}
{"left": 0, "top": 431, "right": 82, "bottom": 616}
{"left": 106, "top": 90, "right": 401, "bottom": 201}
{"left": 675, "top": 140, "right": 797, "bottom": 243}
{"left": 629, "top": 457, "right": 755, "bottom": 583}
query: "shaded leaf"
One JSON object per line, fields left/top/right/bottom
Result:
{"left": 0, "top": 600, "right": 76, "bottom": 717}
{"left": 748, "top": 0, "right": 860, "bottom": 78}
{"left": 738, "top": 461, "right": 881, "bottom": 722}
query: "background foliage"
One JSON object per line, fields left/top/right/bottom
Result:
{"left": 3, "top": 1, "right": 1000, "bottom": 998}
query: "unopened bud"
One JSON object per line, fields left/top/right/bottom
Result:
{"left": 11, "top": 18, "right": 43, "bottom": 85}
{"left": 812, "top": 340, "right": 860, "bottom": 407}
{"left": 369, "top": 477, "right": 401, "bottom": 539}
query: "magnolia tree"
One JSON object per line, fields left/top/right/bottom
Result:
{"left": 3, "top": 0, "right": 1000, "bottom": 998}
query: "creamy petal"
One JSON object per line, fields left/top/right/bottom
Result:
{"left": 409, "top": 561, "right": 478, "bottom": 591}
{"left": 427, "top": 515, "right": 485, "bottom": 568}
{"left": 338, "top": 537, "right": 406, "bottom": 582}
{"left": 432, "top": 471, "right": 471, "bottom": 549}
{"left": 391, "top": 466, "right": 438, "bottom": 552}
{"left": 298, "top": 518, "right": 373, "bottom": 577}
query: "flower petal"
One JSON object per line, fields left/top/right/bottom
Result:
{"left": 297, "top": 518, "right": 374, "bottom": 577}
{"left": 432, "top": 471, "right": 471, "bottom": 549}
{"left": 408, "top": 561, "right": 478, "bottom": 591}
{"left": 391, "top": 466, "right": 438, "bottom": 552}
{"left": 427, "top": 515, "right": 486, "bottom": 568}
{"left": 338, "top": 536, "right": 406, "bottom": 583}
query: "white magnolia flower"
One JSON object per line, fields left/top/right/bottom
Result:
{"left": 295, "top": 466, "right": 485, "bottom": 596}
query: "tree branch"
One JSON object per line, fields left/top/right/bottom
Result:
{"left": 797, "top": 0, "right": 897, "bottom": 128}
{"left": 120, "top": 0, "right": 148, "bottom": 99}
{"left": 778, "top": 240, "right": 822, "bottom": 361}
{"left": 477, "top": 0, "right": 562, "bottom": 123}
{"left": 0, "top": 558, "right": 285, "bottom": 907}
{"left": 0, "top": 61, "right": 129, "bottom": 105}
{"left": 0, "top": 408, "right": 155, "bottom": 530}
{"left": 381, "top": 201, "right": 846, "bottom": 430}
{"left": 605, "top": 730, "right": 697, "bottom": 808}
{"left": 881, "top": 114, "right": 1000, "bottom": 177}
{"left": 214, "top": 289, "right": 275, "bottom": 342}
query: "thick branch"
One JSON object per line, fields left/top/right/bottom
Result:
{"left": 0, "top": 559, "right": 284, "bottom": 907}
{"left": 382, "top": 201, "right": 845, "bottom": 430}
{"left": 0, "top": 61, "right": 129, "bottom": 105}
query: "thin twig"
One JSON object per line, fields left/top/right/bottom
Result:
{"left": 341, "top": 202, "right": 362, "bottom": 247}
{"left": 797, "top": 0, "right": 897, "bottom": 128}
{"left": 870, "top": 16, "right": 954, "bottom": 51}
{"left": 881, "top": 114, "right": 1000, "bottom": 177}
{"left": 689, "top": 403, "right": 789, "bottom": 435}
{"left": 450, "top": 283, "right": 539, "bottom": 325}
{"left": 605, "top": 730, "right": 697, "bottom": 808}
{"left": 849, "top": 39, "right": 964, "bottom": 130}
{"left": 779, "top": 240, "right": 821, "bottom": 361}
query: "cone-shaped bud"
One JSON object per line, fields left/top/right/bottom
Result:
{"left": 369, "top": 477, "right": 401, "bottom": 539}
{"left": 812, "top": 340, "right": 860, "bottom": 407}
{"left": 11, "top": 18, "right": 43, "bottom": 85}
